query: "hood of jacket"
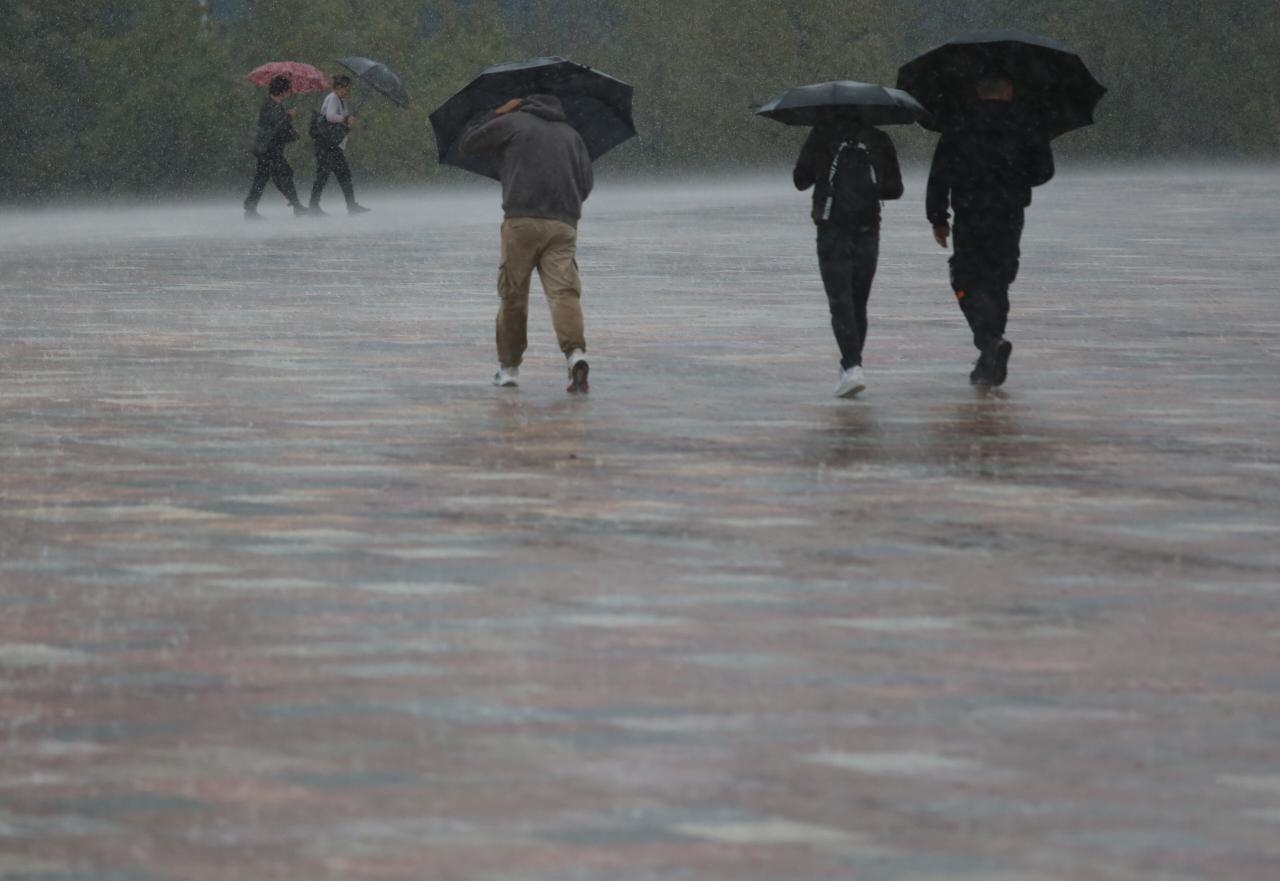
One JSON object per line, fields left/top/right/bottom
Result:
{"left": 518, "top": 94, "right": 568, "bottom": 123}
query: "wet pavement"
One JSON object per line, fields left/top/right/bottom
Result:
{"left": 1, "top": 166, "right": 1278, "bottom": 880}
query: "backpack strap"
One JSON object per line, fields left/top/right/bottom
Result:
{"left": 822, "top": 140, "right": 879, "bottom": 222}
{"left": 822, "top": 140, "right": 850, "bottom": 222}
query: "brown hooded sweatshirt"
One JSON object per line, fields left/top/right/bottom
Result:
{"left": 460, "top": 94, "right": 594, "bottom": 227}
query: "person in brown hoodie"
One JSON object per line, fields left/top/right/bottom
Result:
{"left": 461, "top": 94, "right": 595, "bottom": 393}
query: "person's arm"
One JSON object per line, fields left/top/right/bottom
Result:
{"left": 793, "top": 128, "right": 821, "bottom": 191}
{"left": 575, "top": 136, "right": 594, "bottom": 202}
{"left": 1028, "top": 138, "right": 1055, "bottom": 188}
{"left": 873, "top": 131, "right": 904, "bottom": 201}
{"left": 925, "top": 137, "right": 952, "bottom": 245}
{"left": 252, "top": 106, "right": 271, "bottom": 154}
{"left": 460, "top": 108, "right": 519, "bottom": 159}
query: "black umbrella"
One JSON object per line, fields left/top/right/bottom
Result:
{"left": 756, "top": 81, "right": 926, "bottom": 127}
{"left": 896, "top": 30, "right": 1106, "bottom": 138}
{"left": 336, "top": 56, "right": 409, "bottom": 108}
{"left": 429, "top": 56, "right": 635, "bottom": 181}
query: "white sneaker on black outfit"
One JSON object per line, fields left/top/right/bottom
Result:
{"left": 834, "top": 365, "right": 866, "bottom": 398}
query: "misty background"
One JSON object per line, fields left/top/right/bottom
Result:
{"left": 2, "top": 0, "right": 1278, "bottom": 202}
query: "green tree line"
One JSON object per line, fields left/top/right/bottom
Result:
{"left": 1, "top": 0, "right": 1276, "bottom": 201}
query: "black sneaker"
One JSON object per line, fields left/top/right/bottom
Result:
{"left": 308, "top": 205, "right": 329, "bottom": 217}
{"left": 988, "top": 339, "right": 1013, "bottom": 387}
{"left": 567, "top": 356, "right": 589, "bottom": 394}
{"left": 969, "top": 352, "right": 991, "bottom": 386}
{"left": 244, "top": 208, "right": 265, "bottom": 221}
{"left": 293, "top": 204, "right": 310, "bottom": 217}
{"left": 348, "top": 204, "right": 371, "bottom": 216}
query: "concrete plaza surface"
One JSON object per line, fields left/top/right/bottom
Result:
{"left": 1, "top": 166, "right": 1278, "bottom": 880}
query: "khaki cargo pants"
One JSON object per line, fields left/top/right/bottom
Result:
{"left": 496, "top": 217, "right": 586, "bottom": 368}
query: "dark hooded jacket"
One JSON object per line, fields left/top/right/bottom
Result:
{"left": 925, "top": 101, "right": 1054, "bottom": 227}
{"left": 460, "top": 94, "right": 594, "bottom": 227}
{"left": 252, "top": 98, "right": 298, "bottom": 157}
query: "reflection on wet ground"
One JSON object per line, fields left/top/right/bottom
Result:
{"left": 1, "top": 168, "right": 1279, "bottom": 880}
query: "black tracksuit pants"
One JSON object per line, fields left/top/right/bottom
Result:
{"left": 244, "top": 148, "right": 300, "bottom": 210}
{"left": 817, "top": 223, "right": 880, "bottom": 370}
{"left": 310, "top": 146, "right": 356, "bottom": 209}
{"left": 949, "top": 208, "right": 1024, "bottom": 352}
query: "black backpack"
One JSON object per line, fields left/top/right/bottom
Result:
{"left": 816, "top": 140, "right": 880, "bottom": 228}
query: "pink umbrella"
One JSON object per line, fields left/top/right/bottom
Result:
{"left": 246, "top": 61, "right": 331, "bottom": 94}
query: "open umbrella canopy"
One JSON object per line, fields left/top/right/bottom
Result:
{"left": 756, "top": 81, "right": 927, "bottom": 127}
{"left": 246, "top": 61, "right": 329, "bottom": 94}
{"left": 897, "top": 29, "right": 1106, "bottom": 138}
{"left": 429, "top": 56, "right": 635, "bottom": 181}
{"left": 336, "top": 56, "right": 409, "bottom": 108}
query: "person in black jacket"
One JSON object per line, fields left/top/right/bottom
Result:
{"left": 794, "top": 116, "right": 903, "bottom": 398}
{"left": 926, "top": 75, "right": 1054, "bottom": 386}
{"left": 243, "top": 75, "right": 307, "bottom": 220}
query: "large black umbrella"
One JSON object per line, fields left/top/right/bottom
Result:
{"left": 756, "top": 81, "right": 926, "bottom": 127}
{"left": 429, "top": 56, "right": 635, "bottom": 181}
{"left": 337, "top": 56, "right": 409, "bottom": 108}
{"left": 896, "top": 30, "right": 1106, "bottom": 138}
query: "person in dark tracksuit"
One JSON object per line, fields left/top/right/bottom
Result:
{"left": 927, "top": 75, "right": 1054, "bottom": 387}
{"left": 244, "top": 75, "right": 307, "bottom": 220}
{"left": 794, "top": 118, "right": 903, "bottom": 398}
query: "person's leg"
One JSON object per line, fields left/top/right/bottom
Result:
{"left": 956, "top": 286, "right": 1003, "bottom": 352}
{"left": 309, "top": 149, "right": 333, "bottom": 209}
{"left": 990, "top": 210, "right": 1024, "bottom": 342}
{"left": 990, "top": 282, "right": 1011, "bottom": 344}
{"left": 983, "top": 211, "right": 1023, "bottom": 385}
{"left": 847, "top": 227, "right": 880, "bottom": 366}
{"left": 535, "top": 221, "right": 587, "bottom": 358}
{"left": 497, "top": 219, "right": 542, "bottom": 369}
{"left": 816, "top": 226, "right": 861, "bottom": 370}
{"left": 244, "top": 155, "right": 272, "bottom": 211}
{"left": 949, "top": 216, "right": 1003, "bottom": 353}
{"left": 331, "top": 150, "right": 357, "bottom": 208}
{"left": 270, "top": 153, "right": 302, "bottom": 210}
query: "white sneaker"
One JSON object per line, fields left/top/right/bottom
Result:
{"left": 492, "top": 365, "right": 519, "bottom": 387}
{"left": 566, "top": 349, "right": 589, "bottom": 394}
{"left": 834, "top": 365, "right": 866, "bottom": 398}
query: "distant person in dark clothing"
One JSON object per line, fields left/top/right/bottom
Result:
{"left": 461, "top": 94, "right": 595, "bottom": 394}
{"left": 926, "top": 75, "right": 1054, "bottom": 387}
{"left": 244, "top": 75, "right": 306, "bottom": 220}
{"left": 794, "top": 116, "right": 903, "bottom": 398}
{"left": 309, "top": 75, "right": 369, "bottom": 216}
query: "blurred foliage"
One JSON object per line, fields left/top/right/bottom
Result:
{"left": 0, "top": 0, "right": 1276, "bottom": 200}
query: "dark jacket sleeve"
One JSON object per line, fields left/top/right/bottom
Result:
{"left": 575, "top": 133, "right": 594, "bottom": 201}
{"left": 460, "top": 111, "right": 514, "bottom": 157}
{"left": 925, "top": 137, "right": 953, "bottom": 226}
{"left": 871, "top": 130, "right": 903, "bottom": 201}
{"left": 1027, "top": 137, "right": 1055, "bottom": 188}
{"left": 793, "top": 128, "right": 821, "bottom": 191}
{"left": 278, "top": 106, "right": 298, "bottom": 146}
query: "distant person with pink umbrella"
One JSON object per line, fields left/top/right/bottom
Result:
{"left": 242, "top": 62, "right": 328, "bottom": 220}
